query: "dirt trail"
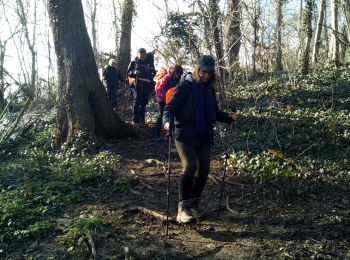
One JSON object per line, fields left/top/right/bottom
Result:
{"left": 14, "top": 96, "right": 349, "bottom": 259}
{"left": 77, "top": 97, "right": 349, "bottom": 259}
{"left": 76, "top": 125, "right": 349, "bottom": 259}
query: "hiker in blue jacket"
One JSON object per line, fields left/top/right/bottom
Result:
{"left": 127, "top": 48, "right": 155, "bottom": 124}
{"left": 163, "top": 55, "right": 237, "bottom": 224}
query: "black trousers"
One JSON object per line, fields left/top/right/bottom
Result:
{"left": 107, "top": 87, "right": 118, "bottom": 109}
{"left": 174, "top": 139, "right": 211, "bottom": 202}
{"left": 133, "top": 101, "right": 147, "bottom": 123}
{"left": 154, "top": 101, "right": 166, "bottom": 136}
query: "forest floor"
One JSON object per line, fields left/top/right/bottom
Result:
{"left": 4, "top": 96, "right": 348, "bottom": 260}
{"left": 2, "top": 68, "right": 350, "bottom": 259}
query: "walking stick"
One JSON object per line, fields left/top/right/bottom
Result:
{"left": 217, "top": 106, "right": 237, "bottom": 216}
{"left": 166, "top": 120, "right": 173, "bottom": 238}
{"left": 217, "top": 152, "right": 229, "bottom": 216}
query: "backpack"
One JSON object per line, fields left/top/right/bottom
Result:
{"left": 165, "top": 87, "right": 175, "bottom": 104}
{"left": 165, "top": 73, "right": 193, "bottom": 104}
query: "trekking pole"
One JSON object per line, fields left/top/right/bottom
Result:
{"left": 217, "top": 152, "right": 229, "bottom": 216}
{"left": 217, "top": 106, "right": 237, "bottom": 216}
{"left": 166, "top": 119, "right": 174, "bottom": 238}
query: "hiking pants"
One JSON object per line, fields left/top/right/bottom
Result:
{"left": 107, "top": 86, "right": 118, "bottom": 109}
{"left": 154, "top": 101, "right": 166, "bottom": 136}
{"left": 133, "top": 100, "right": 147, "bottom": 123}
{"left": 174, "top": 139, "right": 211, "bottom": 202}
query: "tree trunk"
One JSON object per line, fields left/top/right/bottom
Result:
{"left": 312, "top": 0, "right": 326, "bottom": 64}
{"left": 225, "top": 0, "right": 241, "bottom": 77}
{"left": 117, "top": 0, "right": 134, "bottom": 76}
{"left": 331, "top": 0, "right": 340, "bottom": 65}
{"left": 301, "top": 0, "right": 313, "bottom": 76}
{"left": 112, "top": 0, "right": 120, "bottom": 55}
{"left": 274, "top": 0, "right": 283, "bottom": 73}
{"left": 87, "top": 0, "right": 98, "bottom": 59}
{"left": 252, "top": 1, "right": 261, "bottom": 76}
{"left": 208, "top": 0, "right": 225, "bottom": 88}
{"left": 298, "top": 0, "right": 304, "bottom": 58}
{"left": 341, "top": 0, "right": 350, "bottom": 43}
{"left": 48, "top": 0, "right": 134, "bottom": 143}
{"left": 0, "top": 41, "right": 5, "bottom": 112}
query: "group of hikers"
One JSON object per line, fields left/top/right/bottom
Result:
{"left": 102, "top": 48, "right": 237, "bottom": 224}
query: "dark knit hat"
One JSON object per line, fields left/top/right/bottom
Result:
{"left": 138, "top": 48, "right": 146, "bottom": 53}
{"left": 199, "top": 55, "right": 215, "bottom": 71}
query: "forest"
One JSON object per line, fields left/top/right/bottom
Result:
{"left": 0, "top": 0, "right": 349, "bottom": 259}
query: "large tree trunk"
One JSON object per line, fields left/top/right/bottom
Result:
{"left": 48, "top": 0, "right": 133, "bottom": 143}
{"left": 117, "top": 0, "right": 134, "bottom": 76}
{"left": 301, "top": 0, "right": 313, "bottom": 76}
{"left": 274, "top": 0, "right": 283, "bottom": 73}
{"left": 312, "top": 0, "right": 326, "bottom": 64}
{"left": 225, "top": 0, "right": 241, "bottom": 77}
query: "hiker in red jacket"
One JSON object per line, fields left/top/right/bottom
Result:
{"left": 163, "top": 55, "right": 237, "bottom": 224}
{"left": 154, "top": 65, "right": 183, "bottom": 137}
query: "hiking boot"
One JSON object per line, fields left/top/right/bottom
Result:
{"left": 176, "top": 200, "right": 195, "bottom": 224}
{"left": 190, "top": 198, "right": 204, "bottom": 219}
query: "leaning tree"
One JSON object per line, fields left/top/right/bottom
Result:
{"left": 48, "top": 0, "right": 133, "bottom": 144}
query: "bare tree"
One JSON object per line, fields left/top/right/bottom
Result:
{"left": 48, "top": 0, "right": 133, "bottom": 143}
{"left": 208, "top": 0, "right": 225, "bottom": 86}
{"left": 16, "top": 0, "right": 38, "bottom": 94}
{"left": 251, "top": 0, "right": 261, "bottom": 76}
{"left": 224, "top": 0, "right": 241, "bottom": 77}
{"left": 117, "top": 0, "right": 134, "bottom": 75}
{"left": 301, "top": 0, "right": 313, "bottom": 76}
{"left": 312, "top": 0, "right": 326, "bottom": 64}
{"left": 85, "top": 0, "right": 99, "bottom": 59}
{"left": 274, "top": 0, "right": 284, "bottom": 73}
{"left": 330, "top": 0, "right": 340, "bottom": 65}
{"left": 112, "top": 0, "right": 120, "bottom": 54}
{"left": 340, "top": 0, "right": 350, "bottom": 43}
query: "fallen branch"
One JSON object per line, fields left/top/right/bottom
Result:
{"left": 128, "top": 188, "right": 153, "bottom": 198}
{"left": 208, "top": 174, "right": 219, "bottom": 184}
{"left": 126, "top": 207, "right": 176, "bottom": 222}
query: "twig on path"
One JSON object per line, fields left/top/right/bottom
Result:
{"left": 226, "top": 195, "right": 239, "bottom": 215}
{"left": 128, "top": 188, "right": 153, "bottom": 198}
{"left": 208, "top": 174, "right": 219, "bottom": 184}
{"left": 194, "top": 245, "right": 224, "bottom": 258}
{"left": 139, "top": 182, "right": 157, "bottom": 192}
{"left": 125, "top": 207, "right": 176, "bottom": 222}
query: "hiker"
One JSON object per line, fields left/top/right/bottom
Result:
{"left": 154, "top": 64, "right": 184, "bottom": 137}
{"left": 127, "top": 48, "right": 155, "bottom": 124}
{"left": 103, "top": 59, "right": 124, "bottom": 111}
{"left": 163, "top": 55, "right": 237, "bottom": 224}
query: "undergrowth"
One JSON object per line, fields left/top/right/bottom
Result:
{"left": 215, "top": 65, "right": 350, "bottom": 188}
{"left": 0, "top": 113, "right": 123, "bottom": 255}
